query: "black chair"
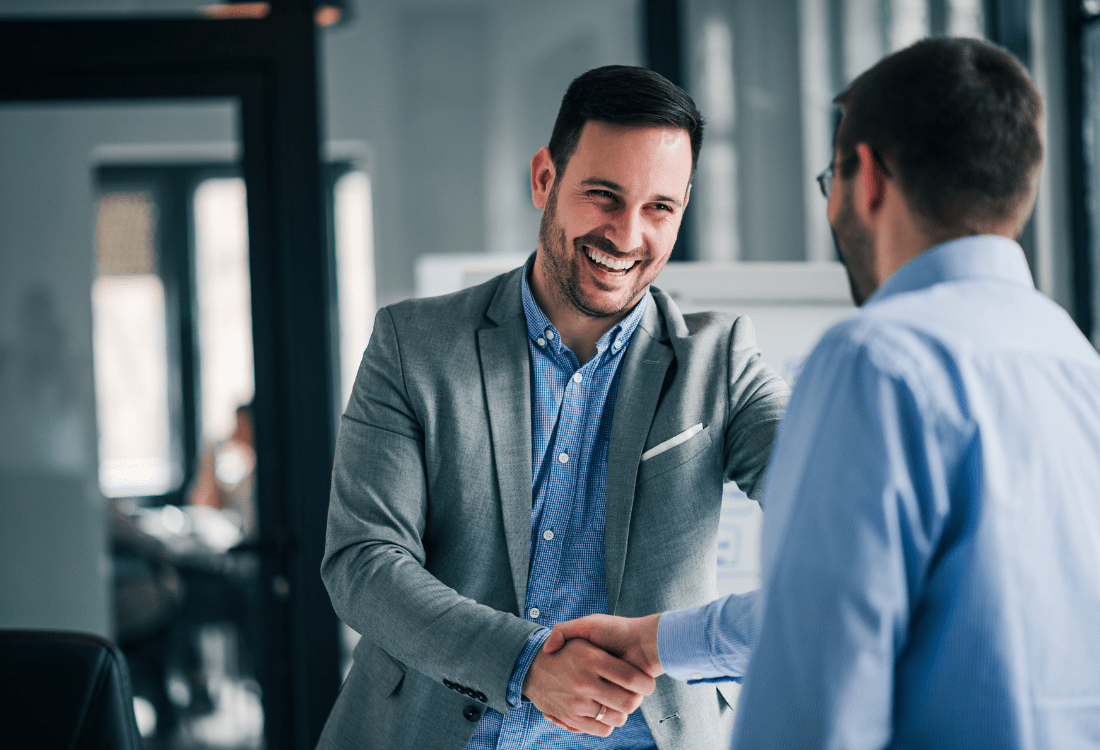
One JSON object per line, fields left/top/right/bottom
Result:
{"left": 0, "top": 630, "right": 143, "bottom": 750}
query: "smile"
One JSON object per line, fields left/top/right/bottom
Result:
{"left": 584, "top": 246, "right": 636, "bottom": 271}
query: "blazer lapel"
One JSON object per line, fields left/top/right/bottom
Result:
{"left": 478, "top": 269, "right": 534, "bottom": 610}
{"left": 605, "top": 298, "right": 672, "bottom": 614}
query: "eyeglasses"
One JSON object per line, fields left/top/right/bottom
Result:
{"left": 816, "top": 150, "right": 890, "bottom": 199}
{"left": 816, "top": 153, "right": 859, "bottom": 199}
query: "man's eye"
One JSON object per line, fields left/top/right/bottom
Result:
{"left": 652, "top": 203, "right": 674, "bottom": 212}
{"left": 590, "top": 190, "right": 616, "bottom": 200}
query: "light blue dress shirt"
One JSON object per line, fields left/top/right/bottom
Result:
{"left": 659, "top": 236, "right": 1100, "bottom": 748}
{"left": 467, "top": 271, "right": 656, "bottom": 749}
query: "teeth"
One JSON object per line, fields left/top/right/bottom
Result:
{"left": 585, "top": 246, "right": 636, "bottom": 271}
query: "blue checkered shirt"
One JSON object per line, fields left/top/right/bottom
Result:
{"left": 466, "top": 272, "right": 655, "bottom": 749}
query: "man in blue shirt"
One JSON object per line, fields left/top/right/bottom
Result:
{"left": 317, "top": 66, "right": 789, "bottom": 750}
{"left": 546, "top": 38, "right": 1100, "bottom": 748}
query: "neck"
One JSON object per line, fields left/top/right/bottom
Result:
{"left": 556, "top": 315, "right": 622, "bottom": 365}
{"left": 528, "top": 262, "right": 634, "bottom": 366}
{"left": 870, "top": 190, "right": 941, "bottom": 287}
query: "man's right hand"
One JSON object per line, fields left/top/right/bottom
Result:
{"left": 522, "top": 637, "right": 656, "bottom": 737}
{"left": 542, "top": 613, "right": 664, "bottom": 678}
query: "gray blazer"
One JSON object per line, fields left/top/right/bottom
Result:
{"left": 318, "top": 265, "right": 788, "bottom": 750}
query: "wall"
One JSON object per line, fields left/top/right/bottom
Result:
{"left": 322, "top": 0, "right": 641, "bottom": 306}
{"left": 0, "top": 100, "right": 236, "bottom": 635}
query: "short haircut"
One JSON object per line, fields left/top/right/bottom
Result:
{"left": 548, "top": 65, "right": 704, "bottom": 180}
{"left": 835, "top": 37, "right": 1044, "bottom": 234}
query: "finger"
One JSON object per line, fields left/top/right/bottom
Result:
{"left": 595, "top": 706, "right": 629, "bottom": 729}
{"left": 593, "top": 652, "right": 657, "bottom": 697}
{"left": 549, "top": 617, "right": 596, "bottom": 645}
{"left": 557, "top": 715, "right": 614, "bottom": 738}
{"left": 543, "top": 713, "right": 581, "bottom": 733}
{"left": 542, "top": 627, "right": 566, "bottom": 654}
{"left": 583, "top": 678, "right": 648, "bottom": 715}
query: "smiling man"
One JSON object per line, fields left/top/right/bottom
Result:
{"left": 316, "top": 66, "right": 789, "bottom": 750}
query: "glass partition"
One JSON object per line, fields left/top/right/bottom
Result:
{"left": 0, "top": 98, "right": 280, "bottom": 749}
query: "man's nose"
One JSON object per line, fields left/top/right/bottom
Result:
{"left": 609, "top": 208, "right": 644, "bottom": 254}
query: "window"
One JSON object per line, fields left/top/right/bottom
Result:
{"left": 683, "top": 0, "right": 986, "bottom": 263}
{"left": 91, "top": 160, "right": 375, "bottom": 502}
{"left": 332, "top": 169, "right": 377, "bottom": 409}
{"left": 192, "top": 177, "right": 254, "bottom": 445}
{"left": 92, "top": 191, "right": 179, "bottom": 497}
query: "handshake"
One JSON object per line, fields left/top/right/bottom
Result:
{"left": 521, "top": 613, "right": 664, "bottom": 738}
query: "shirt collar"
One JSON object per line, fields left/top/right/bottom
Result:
{"left": 866, "top": 234, "right": 1035, "bottom": 306}
{"left": 520, "top": 260, "right": 649, "bottom": 361}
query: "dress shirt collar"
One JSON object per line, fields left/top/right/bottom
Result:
{"left": 520, "top": 260, "right": 649, "bottom": 363}
{"left": 867, "top": 234, "right": 1034, "bottom": 306}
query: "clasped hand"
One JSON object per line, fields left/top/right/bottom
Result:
{"left": 523, "top": 613, "right": 663, "bottom": 736}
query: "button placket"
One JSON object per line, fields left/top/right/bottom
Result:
{"left": 530, "top": 367, "right": 584, "bottom": 631}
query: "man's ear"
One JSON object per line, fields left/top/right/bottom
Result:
{"left": 531, "top": 147, "right": 556, "bottom": 210}
{"left": 854, "top": 142, "right": 888, "bottom": 219}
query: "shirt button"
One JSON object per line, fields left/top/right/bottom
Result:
{"left": 613, "top": 340, "right": 623, "bottom": 350}
{"left": 542, "top": 529, "right": 554, "bottom": 541}
{"left": 545, "top": 329, "right": 555, "bottom": 340}
{"left": 572, "top": 372, "right": 582, "bottom": 383}
{"left": 529, "top": 607, "right": 540, "bottom": 619}
{"left": 691, "top": 672, "right": 703, "bottom": 680}
{"left": 537, "top": 337, "right": 546, "bottom": 346}
{"left": 558, "top": 452, "right": 569, "bottom": 464}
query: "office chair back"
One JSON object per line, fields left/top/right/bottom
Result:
{"left": 0, "top": 630, "right": 143, "bottom": 750}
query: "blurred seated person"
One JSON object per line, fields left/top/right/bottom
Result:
{"left": 111, "top": 502, "right": 185, "bottom": 644}
{"left": 189, "top": 402, "right": 255, "bottom": 540}
{"left": 110, "top": 502, "right": 187, "bottom": 732}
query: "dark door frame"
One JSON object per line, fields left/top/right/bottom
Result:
{"left": 643, "top": 0, "right": 693, "bottom": 261}
{"left": 1066, "top": 0, "right": 1096, "bottom": 340}
{"left": 0, "top": 4, "right": 341, "bottom": 748}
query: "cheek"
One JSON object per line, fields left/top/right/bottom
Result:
{"left": 655, "top": 216, "right": 682, "bottom": 247}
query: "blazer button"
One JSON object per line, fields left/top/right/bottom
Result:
{"left": 463, "top": 706, "right": 481, "bottom": 722}
{"left": 443, "top": 679, "right": 454, "bottom": 689}
{"left": 475, "top": 691, "right": 487, "bottom": 703}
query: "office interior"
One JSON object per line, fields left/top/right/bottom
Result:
{"left": 0, "top": 0, "right": 1095, "bottom": 748}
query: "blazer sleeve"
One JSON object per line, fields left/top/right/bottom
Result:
{"left": 320, "top": 307, "right": 540, "bottom": 713}
{"left": 723, "top": 315, "right": 790, "bottom": 502}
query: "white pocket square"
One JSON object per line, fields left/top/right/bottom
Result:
{"left": 641, "top": 423, "right": 704, "bottom": 462}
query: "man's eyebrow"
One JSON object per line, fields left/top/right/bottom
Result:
{"left": 579, "top": 178, "right": 684, "bottom": 208}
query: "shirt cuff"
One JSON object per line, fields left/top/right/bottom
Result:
{"left": 658, "top": 603, "right": 723, "bottom": 682}
{"left": 507, "top": 627, "right": 552, "bottom": 707}
{"left": 657, "top": 592, "right": 760, "bottom": 684}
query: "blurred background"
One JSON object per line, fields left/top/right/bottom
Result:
{"left": 0, "top": 0, "right": 1095, "bottom": 748}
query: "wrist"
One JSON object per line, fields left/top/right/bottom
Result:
{"left": 514, "top": 627, "right": 552, "bottom": 705}
{"left": 640, "top": 613, "right": 664, "bottom": 676}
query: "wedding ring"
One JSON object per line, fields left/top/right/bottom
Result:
{"left": 595, "top": 704, "right": 607, "bottom": 722}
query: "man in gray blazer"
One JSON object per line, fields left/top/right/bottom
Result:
{"left": 317, "top": 65, "right": 788, "bottom": 750}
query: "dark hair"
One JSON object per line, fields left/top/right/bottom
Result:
{"left": 547, "top": 65, "right": 704, "bottom": 179}
{"left": 835, "top": 37, "right": 1043, "bottom": 234}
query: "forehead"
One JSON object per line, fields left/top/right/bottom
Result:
{"left": 562, "top": 121, "right": 693, "bottom": 192}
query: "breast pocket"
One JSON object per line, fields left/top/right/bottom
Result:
{"left": 636, "top": 423, "right": 714, "bottom": 487}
